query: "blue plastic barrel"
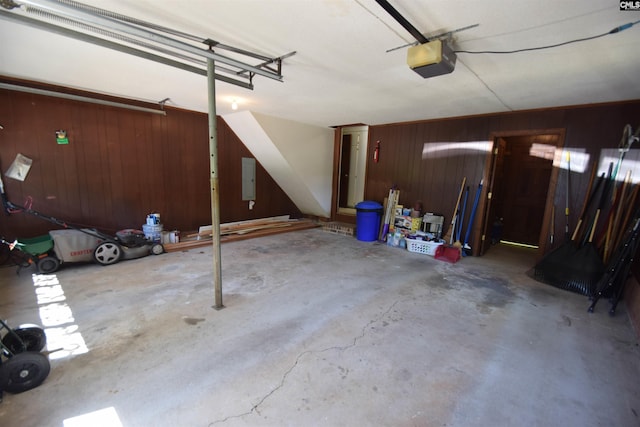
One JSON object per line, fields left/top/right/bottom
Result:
{"left": 355, "top": 200, "right": 383, "bottom": 242}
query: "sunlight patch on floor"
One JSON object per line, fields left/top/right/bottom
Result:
{"left": 32, "top": 273, "right": 88, "bottom": 360}
{"left": 63, "top": 407, "right": 123, "bottom": 427}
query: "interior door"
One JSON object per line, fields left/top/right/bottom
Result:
{"left": 338, "top": 134, "right": 351, "bottom": 208}
{"left": 500, "top": 139, "right": 553, "bottom": 245}
{"left": 480, "top": 133, "right": 561, "bottom": 255}
{"left": 480, "top": 137, "right": 506, "bottom": 255}
{"left": 337, "top": 126, "right": 368, "bottom": 214}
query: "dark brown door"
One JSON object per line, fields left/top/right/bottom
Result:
{"left": 497, "top": 136, "right": 555, "bottom": 246}
{"left": 481, "top": 133, "right": 562, "bottom": 254}
{"left": 338, "top": 134, "right": 352, "bottom": 208}
{"left": 480, "top": 137, "right": 506, "bottom": 254}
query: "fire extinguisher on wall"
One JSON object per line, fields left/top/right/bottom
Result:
{"left": 373, "top": 140, "right": 380, "bottom": 163}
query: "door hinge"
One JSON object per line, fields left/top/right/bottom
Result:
{"left": 493, "top": 147, "right": 499, "bottom": 155}
{"left": 487, "top": 192, "right": 492, "bottom": 200}
{"left": 481, "top": 234, "right": 486, "bottom": 241}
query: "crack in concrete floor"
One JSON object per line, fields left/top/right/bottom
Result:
{"left": 208, "top": 299, "right": 401, "bottom": 425}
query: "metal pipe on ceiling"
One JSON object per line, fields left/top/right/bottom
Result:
{"left": 11, "top": 0, "right": 284, "bottom": 82}
{"left": 27, "top": 0, "right": 275, "bottom": 62}
{"left": 0, "top": 82, "right": 167, "bottom": 115}
{"left": 0, "top": 10, "right": 254, "bottom": 90}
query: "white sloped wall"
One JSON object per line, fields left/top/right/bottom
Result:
{"left": 222, "top": 111, "right": 334, "bottom": 218}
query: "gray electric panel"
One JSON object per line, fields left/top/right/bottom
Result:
{"left": 242, "top": 157, "right": 256, "bottom": 200}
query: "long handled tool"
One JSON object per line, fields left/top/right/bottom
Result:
{"left": 462, "top": 180, "right": 483, "bottom": 256}
{"left": 378, "top": 187, "right": 399, "bottom": 241}
{"left": 588, "top": 211, "right": 640, "bottom": 314}
{"left": 557, "top": 165, "right": 615, "bottom": 296}
{"left": 611, "top": 124, "right": 637, "bottom": 180}
{"left": 596, "top": 125, "right": 639, "bottom": 248}
{"left": 550, "top": 204, "right": 555, "bottom": 245}
{"left": 573, "top": 172, "right": 606, "bottom": 245}
{"left": 378, "top": 188, "right": 394, "bottom": 241}
{"left": 534, "top": 169, "right": 606, "bottom": 288}
{"left": 610, "top": 184, "right": 640, "bottom": 255}
{"left": 572, "top": 162, "right": 599, "bottom": 244}
{"left": 442, "top": 177, "right": 466, "bottom": 244}
{"left": 603, "top": 170, "right": 632, "bottom": 263}
{"left": 453, "top": 186, "right": 469, "bottom": 251}
{"left": 564, "top": 151, "right": 571, "bottom": 240}
{"left": 595, "top": 124, "right": 639, "bottom": 247}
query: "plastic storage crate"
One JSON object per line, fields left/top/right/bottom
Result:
{"left": 406, "top": 239, "right": 444, "bottom": 256}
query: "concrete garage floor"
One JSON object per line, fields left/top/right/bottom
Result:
{"left": 0, "top": 228, "right": 639, "bottom": 427}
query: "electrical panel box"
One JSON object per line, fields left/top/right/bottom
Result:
{"left": 241, "top": 157, "right": 256, "bottom": 201}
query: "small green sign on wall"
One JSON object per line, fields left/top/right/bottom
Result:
{"left": 56, "top": 130, "right": 69, "bottom": 145}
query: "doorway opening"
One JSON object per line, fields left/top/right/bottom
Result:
{"left": 335, "top": 125, "right": 369, "bottom": 219}
{"left": 480, "top": 130, "right": 565, "bottom": 260}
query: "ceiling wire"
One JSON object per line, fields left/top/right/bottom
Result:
{"left": 456, "top": 57, "right": 513, "bottom": 112}
{"left": 456, "top": 20, "right": 639, "bottom": 55}
{"left": 458, "top": 5, "right": 611, "bottom": 43}
{"left": 355, "top": 0, "right": 412, "bottom": 45}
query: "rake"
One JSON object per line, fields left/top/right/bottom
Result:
{"left": 533, "top": 167, "right": 607, "bottom": 294}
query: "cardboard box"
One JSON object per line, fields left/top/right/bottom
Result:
{"left": 422, "top": 213, "right": 444, "bottom": 235}
{"left": 394, "top": 215, "right": 422, "bottom": 232}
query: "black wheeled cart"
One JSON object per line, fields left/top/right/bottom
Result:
{"left": 0, "top": 319, "right": 50, "bottom": 402}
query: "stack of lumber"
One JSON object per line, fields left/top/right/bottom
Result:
{"left": 163, "top": 216, "right": 319, "bottom": 252}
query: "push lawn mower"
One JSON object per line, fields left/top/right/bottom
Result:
{"left": 0, "top": 319, "right": 50, "bottom": 402}
{"left": 2, "top": 226, "right": 164, "bottom": 274}
{"left": 0, "top": 170, "right": 164, "bottom": 274}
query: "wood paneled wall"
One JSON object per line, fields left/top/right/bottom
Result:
{"left": 364, "top": 101, "right": 640, "bottom": 252}
{"left": 363, "top": 101, "right": 640, "bottom": 335}
{"left": 0, "top": 83, "right": 300, "bottom": 239}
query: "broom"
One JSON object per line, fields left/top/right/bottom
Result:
{"left": 442, "top": 177, "right": 466, "bottom": 244}
{"left": 453, "top": 185, "right": 469, "bottom": 251}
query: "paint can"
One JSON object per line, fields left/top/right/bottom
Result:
{"left": 169, "top": 230, "right": 180, "bottom": 243}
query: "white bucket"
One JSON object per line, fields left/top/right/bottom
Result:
{"left": 161, "top": 230, "right": 179, "bottom": 244}
{"left": 142, "top": 223, "right": 163, "bottom": 242}
{"left": 168, "top": 230, "right": 180, "bottom": 243}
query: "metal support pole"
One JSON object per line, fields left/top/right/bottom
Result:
{"left": 207, "top": 58, "right": 223, "bottom": 309}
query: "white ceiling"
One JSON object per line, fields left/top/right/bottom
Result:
{"left": 1, "top": 0, "right": 639, "bottom": 128}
